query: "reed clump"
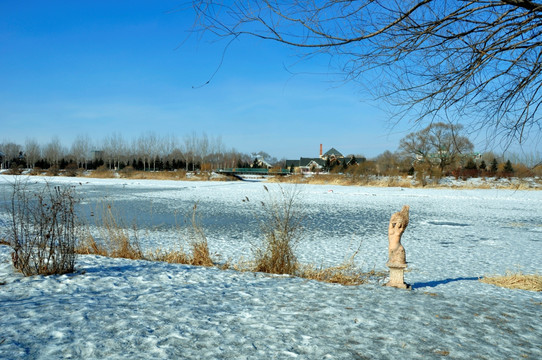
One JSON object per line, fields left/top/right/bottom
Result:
{"left": 154, "top": 203, "right": 214, "bottom": 267}
{"left": 480, "top": 271, "right": 542, "bottom": 292}
{"left": 76, "top": 203, "right": 143, "bottom": 260}
{"left": 251, "top": 185, "right": 303, "bottom": 275}
{"left": 77, "top": 202, "right": 215, "bottom": 266}
{"left": 298, "top": 247, "right": 386, "bottom": 285}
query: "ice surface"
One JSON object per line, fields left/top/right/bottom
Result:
{"left": 0, "top": 175, "right": 541, "bottom": 359}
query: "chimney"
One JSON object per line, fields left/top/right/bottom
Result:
{"left": 320, "top": 144, "right": 323, "bottom": 157}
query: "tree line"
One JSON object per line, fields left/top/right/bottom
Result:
{"left": 0, "top": 133, "right": 254, "bottom": 173}
{"left": 1, "top": 124, "right": 540, "bottom": 179}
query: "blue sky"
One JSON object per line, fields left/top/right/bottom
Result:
{"left": 0, "top": 1, "right": 537, "bottom": 160}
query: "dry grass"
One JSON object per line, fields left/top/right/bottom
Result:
{"left": 271, "top": 174, "right": 415, "bottom": 188}
{"left": 252, "top": 185, "right": 303, "bottom": 275}
{"left": 76, "top": 203, "right": 143, "bottom": 260}
{"left": 299, "top": 263, "right": 385, "bottom": 285}
{"left": 146, "top": 248, "right": 190, "bottom": 264}
{"left": 77, "top": 202, "right": 215, "bottom": 266}
{"left": 297, "top": 244, "right": 386, "bottom": 285}
{"left": 480, "top": 271, "right": 542, "bottom": 291}
{"left": 120, "top": 170, "right": 188, "bottom": 180}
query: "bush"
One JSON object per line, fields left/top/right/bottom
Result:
{"left": 7, "top": 164, "right": 24, "bottom": 175}
{"left": 46, "top": 165, "right": 60, "bottom": 176}
{"left": 64, "top": 163, "right": 80, "bottom": 177}
{"left": 8, "top": 180, "right": 78, "bottom": 276}
{"left": 252, "top": 185, "right": 303, "bottom": 275}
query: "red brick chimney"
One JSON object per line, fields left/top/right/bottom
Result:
{"left": 320, "top": 144, "right": 323, "bottom": 157}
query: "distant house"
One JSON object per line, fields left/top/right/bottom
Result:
{"left": 321, "top": 147, "right": 344, "bottom": 161}
{"left": 252, "top": 157, "right": 272, "bottom": 169}
{"left": 285, "top": 157, "right": 326, "bottom": 174}
{"left": 286, "top": 145, "right": 357, "bottom": 174}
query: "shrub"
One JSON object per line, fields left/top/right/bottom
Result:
{"left": 185, "top": 203, "right": 214, "bottom": 266}
{"left": 252, "top": 185, "right": 303, "bottom": 275}
{"left": 119, "top": 165, "right": 135, "bottom": 178}
{"left": 8, "top": 180, "right": 78, "bottom": 276}
{"left": 7, "top": 164, "right": 24, "bottom": 175}
{"left": 64, "top": 163, "right": 80, "bottom": 177}
{"left": 46, "top": 165, "right": 60, "bottom": 176}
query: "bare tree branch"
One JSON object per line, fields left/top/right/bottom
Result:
{"left": 191, "top": 0, "right": 542, "bottom": 145}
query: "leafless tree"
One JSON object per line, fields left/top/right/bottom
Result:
{"left": 160, "top": 134, "right": 179, "bottom": 167}
{"left": 24, "top": 138, "right": 41, "bottom": 169}
{"left": 102, "top": 133, "right": 126, "bottom": 170}
{"left": 399, "top": 122, "right": 474, "bottom": 171}
{"left": 43, "top": 137, "right": 65, "bottom": 167}
{"left": 183, "top": 132, "right": 198, "bottom": 171}
{"left": 191, "top": 0, "right": 542, "bottom": 145}
{"left": 70, "top": 135, "right": 93, "bottom": 169}
{"left": 0, "top": 142, "right": 22, "bottom": 169}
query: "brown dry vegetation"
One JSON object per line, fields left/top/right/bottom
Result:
{"left": 480, "top": 272, "right": 542, "bottom": 292}
{"left": 270, "top": 173, "right": 542, "bottom": 190}
{"left": 76, "top": 202, "right": 215, "bottom": 267}
{"left": 76, "top": 204, "right": 143, "bottom": 260}
{"left": 269, "top": 174, "right": 414, "bottom": 188}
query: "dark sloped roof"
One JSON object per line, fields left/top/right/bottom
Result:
{"left": 299, "top": 157, "right": 325, "bottom": 167}
{"left": 285, "top": 159, "right": 300, "bottom": 167}
{"left": 323, "top": 148, "right": 343, "bottom": 157}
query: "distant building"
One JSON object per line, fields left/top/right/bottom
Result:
{"left": 252, "top": 157, "right": 272, "bottom": 169}
{"left": 286, "top": 144, "right": 357, "bottom": 174}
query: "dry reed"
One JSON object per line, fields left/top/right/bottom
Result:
{"left": 76, "top": 203, "right": 143, "bottom": 260}
{"left": 252, "top": 185, "right": 303, "bottom": 275}
{"left": 480, "top": 271, "right": 542, "bottom": 291}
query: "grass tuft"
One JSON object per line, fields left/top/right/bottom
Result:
{"left": 76, "top": 203, "right": 143, "bottom": 260}
{"left": 252, "top": 185, "right": 303, "bottom": 275}
{"left": 480, "top": 271, "right": 542, "bottom": 291}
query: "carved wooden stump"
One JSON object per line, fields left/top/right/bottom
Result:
{"left": 386, "top": 262, "right": 410, "bottom": 289}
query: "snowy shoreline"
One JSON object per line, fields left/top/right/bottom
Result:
{"left": 0, "top": 175, "right": 541, "bottom": 359}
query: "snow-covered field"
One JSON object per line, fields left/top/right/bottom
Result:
{"left": 0, "top": 175, "right": 541, "bottom": 359}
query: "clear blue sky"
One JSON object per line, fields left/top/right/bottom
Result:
{"left": 0, "top": 1, "right": 537, "bottom": 160}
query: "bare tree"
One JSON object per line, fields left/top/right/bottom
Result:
{"left": 160, "top": 134, "right": 179, "bottom": 168}
{"left": 400, "top": 122, "right": 474, "bottom": 171}
{"left": 24, "top": 138, "right": 41, "bottom": 169}
{"left": 102, "top": 133, "right": 126, "bottom": 170}
{"left": 0, "top": 142, "right": 22, "bottom": 169}
{"left": 183, "top": 132, "right": 198, "bottom": 171}
{"left": 70, "top": 135, "right": 93, "bottom": 169}
{"left": 191, "top": 0, "right": 542, "bottom": 145}
{"left": 43, "top": 137, "right": 64, "bottom": 167}
{"left": 135, "top": 134, "right": 152, "bottom": 171}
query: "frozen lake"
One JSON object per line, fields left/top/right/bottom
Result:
{"left": 0, "top": 175, "right": 541, "bottom": 359}
{"left": 1, "top": 175, "right": 540, "bottom": 277}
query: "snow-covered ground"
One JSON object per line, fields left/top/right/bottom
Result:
{"left": 0, "top": 175, "right": 541, "bottom": 359}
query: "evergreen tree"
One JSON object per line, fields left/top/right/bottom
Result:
{"left": 479, "top": 160, "right": 486, "bottom": 171}
{"left": 252, "top": 158, "right": 260, "bottom": 168}
{"left": 490, "top": 158, "right": 498, "bottom": 173}
{"left": 324, "top": 157, "right": 331, "bottom": 172}
{"left": 503, "top": 160, "right": 514, "bottom": 173}
{"left": 464, "top": 158, "right": 477, "bottom": 170}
